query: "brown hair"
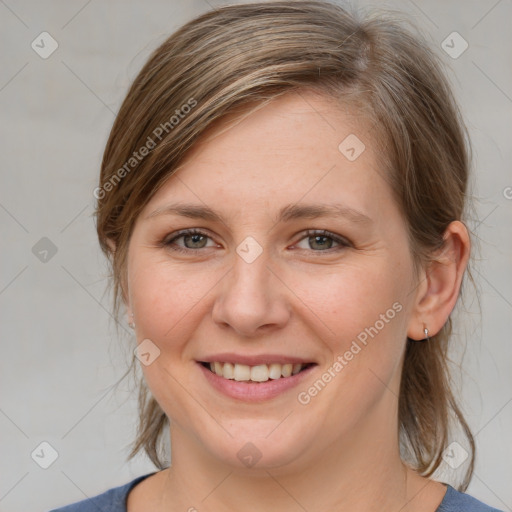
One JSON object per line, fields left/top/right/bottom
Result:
{"left": 95, "top": 0, "right": 475, "bottom": 489}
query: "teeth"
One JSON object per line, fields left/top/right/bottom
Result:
{"left": 250, "top": 364, "right": 269, "bottom": 382}
{"left": 268, "top": 363, "right": 282, "bottom": 380}
{"left": 206, "top": 362, "right": 308, "bottom": 382}
{"left": 223, "top": 362, "right": 234, "bottom": 379}
{"left": 234, "top": 364, "right": 251, "bottom": 381}
{"left": 292, "top": 363, "right": 302, "bottom": 375}
{"left": 214, "top": 362, "right": 223, "bottom": 377}
{"left": 281, "top": 363, "right": 292, "bottom": 377}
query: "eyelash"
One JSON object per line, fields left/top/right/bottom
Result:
{"left": 163, "top": 228, "right": 351, "bottom": 255}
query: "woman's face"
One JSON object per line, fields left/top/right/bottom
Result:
{"left": 126, "top": 91, "right": 421, "bottom": 471}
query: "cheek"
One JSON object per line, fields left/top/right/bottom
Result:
{"left": 286, "top": 255, "right": 410, "bottom": 342}
{"left": 128, "top": 255, "right": 214, "bottom": 342}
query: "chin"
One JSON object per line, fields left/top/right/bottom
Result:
{"left": 199, "top": 420, "right": 315, "bottom": 471}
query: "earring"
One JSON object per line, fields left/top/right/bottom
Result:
{"left": 409, "top": 325, "right": 430, "bottom": 342}
{"left": 128, "top": 314, "right": 135, "bottom": 330}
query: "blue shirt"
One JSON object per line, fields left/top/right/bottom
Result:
{"left": 49, "top": 472, "right": 504, "bottom": 512}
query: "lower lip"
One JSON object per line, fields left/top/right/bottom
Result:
{"left": 197, "top": 362, "right": 316, "bottom": 402}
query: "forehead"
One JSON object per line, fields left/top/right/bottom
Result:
{"left": 180, "top": 90, "right": 368, "bottom": 168}
{"left": 142, "top": 91, "right": 391, "bottom": 220}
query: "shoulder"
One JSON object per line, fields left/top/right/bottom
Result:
{"left": 48, "top": 473, "right": 157, "bottom": 512}
{"left": 438, "top": 485, "right": 505, "bottom": 512}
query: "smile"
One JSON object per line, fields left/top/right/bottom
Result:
{"left": 201, "top": 361, "right": 314, "bottom": 382}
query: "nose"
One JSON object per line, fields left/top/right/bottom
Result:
{"left": 211, "top": 247, "right": 291, "bottom": 338}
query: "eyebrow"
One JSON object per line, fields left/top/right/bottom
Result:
{"left": 145, "top": 202, "right": 373, "bottom": 225}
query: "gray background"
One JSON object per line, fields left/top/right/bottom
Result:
{"left": 0, "top": 1, "right": 511, "bottom": 511}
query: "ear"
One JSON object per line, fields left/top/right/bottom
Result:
{"left": 407, "top": 221, "right": 470, "bottom": 340}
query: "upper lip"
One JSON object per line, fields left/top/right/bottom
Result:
{"left": 197, "top": 353, "right": 316, "bottom": 366}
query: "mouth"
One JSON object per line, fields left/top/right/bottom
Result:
{"left": 196, "top": 354, "right": 318, "bottom": 402}
{"left": 199, "top": 361, "right": 315, "bottom": 383}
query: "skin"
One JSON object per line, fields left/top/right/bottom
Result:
{"left": 121, "top": 90, "right": 470, "bottom": 512}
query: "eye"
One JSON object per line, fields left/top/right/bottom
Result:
{"left": 294, "top": 229, "right": 351, "bottom": 253}
{"left": 163, "top": 229, "right": 218, "bottom": 253}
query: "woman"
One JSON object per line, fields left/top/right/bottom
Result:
{"left": 50, "top": 1, "right": 504, "bottom": 511}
